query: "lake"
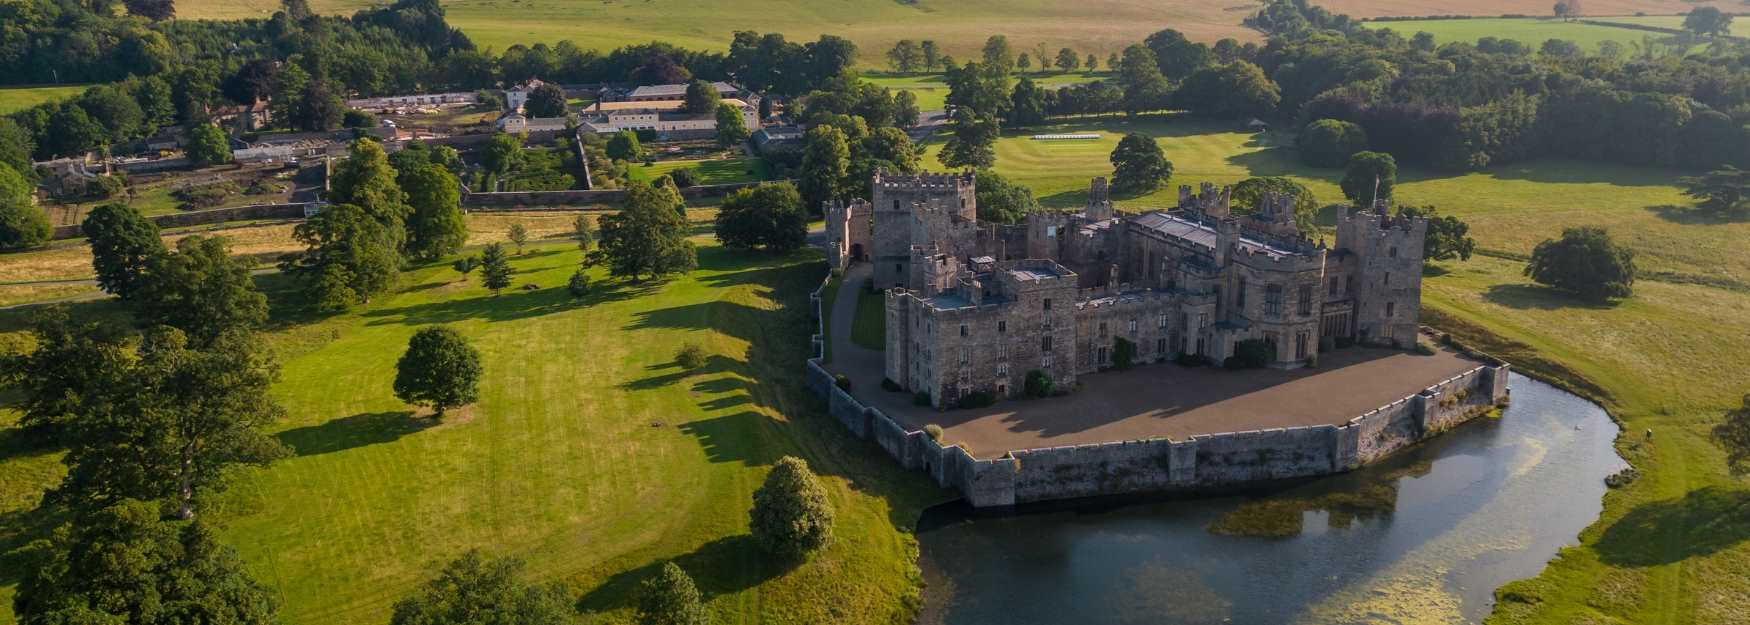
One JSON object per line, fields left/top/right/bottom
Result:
{"left": 916, "top": 373, "right": 1625, "bottom": 625}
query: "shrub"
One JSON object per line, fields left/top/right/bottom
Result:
{"left": 1175, "top": 352, "right": 1212, "bottom": 367}
{"left": 924, "top": 424, "right": 944, "bottom": 442}
{"left": 668, "top": 167, "right": 700, "bottom": 188}
{"left": 1023, "top": 369, "right": 1053, "bottom": 399}
{"left": 958, "top": 391, "right": 995, "bottom": 409}
{"left": 749, "top": 456, "right": 835, "bottom": 560}
{"left": 1226, "top": 339, "right": 1273, "bottom": 369}
{"left": 1525, "top": 226, "right": 1635, "bottom": 300}
{"left": 881, "top": 377, "right": 902, "bottom": 392}
{"left": 1412, "top": 341, "right": 1437, "bottom": 356}
{"left": 567, "top": 268, "right": 590, "bottom": 297}
{"left": 635, "top": 562, "right": 706, "bottom": 625}
{"left": 834, "top": 374, "right": 851, "bottom": 391}
{"left": 675, "top": 343, "right": 707, "bottom": 369}
{"left": 913, "top": 391, "right": 932, "bottom": 406}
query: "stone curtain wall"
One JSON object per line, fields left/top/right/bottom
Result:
{"left": 50, "top": 202, "right": 309, "bottom": 239}
{"left": 805, "top": 272, "right": 1510, "bottom": 508}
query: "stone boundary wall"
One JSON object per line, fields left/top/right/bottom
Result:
{"left": 804, "top": 269, "right": 1511, "bottom": 508}
{"left": 51, "top": 203, "right": 310, "bottom": 240}
{"left": 461, "top": 180, "right": 784, "bottom": 209}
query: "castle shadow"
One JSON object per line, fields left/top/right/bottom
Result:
{"left": 677, "top": 410, "right": 780, "bottom": 466}
{"left": 275, "top": 410, "right": 424, "bottom": 456}
{"left": 575, "top": 534, "right": 781, "bottom": 615}
{"left": 619, "top": 354, "right": 736, "bottom": 391}
{"left": 1482, "top": 283, "right": 1618, "bottom": 311}
{"left": 1595, "top": 486, "right": 1750, "bottom": 567}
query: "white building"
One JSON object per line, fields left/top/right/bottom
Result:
{"left": 504, "top": 78, "right": 549, "bottom": 113}
{"left": 581, "top": 98, "right": 759, "bottom": 137}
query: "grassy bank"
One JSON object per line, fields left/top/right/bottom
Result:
{"left": 0, "top": 85, "right": 86, "bottom": 115}
{"left": 627, "top": 158, "right": 771, "bottom": 186}
{"left": 0, "top": 225, "right": 947, "bottom": 624}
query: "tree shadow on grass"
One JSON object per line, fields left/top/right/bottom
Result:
{"left": 274, "top": 410, "right": 425, "bottom": 456}
{"left": 678, "top": 411, "right": 779, "bottom": 466}
{"left": 619, "top": 354, "right": 736, "bottom": 391}
{"left": 1647, "top": 204, "right": 1750, "bottom": 225}
{"left": 1481, "top": 283, "right": 1619, "bottom": 311}
{"left": 1595, "top": 486, "right": 1750, "bottom": 567}
{"left": 360, "top": 281, "right": 655, "bottom": 326}
{"left": 575, "top": 534, "right": 782, "bottom": 616}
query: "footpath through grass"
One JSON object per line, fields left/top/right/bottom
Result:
{"left": 0, "top": 235, "right": 946, "bottom": 624}
{"left": 951, "top": 112, "right": 1750, "bottom": 624}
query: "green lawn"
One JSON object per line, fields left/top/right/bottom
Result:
{"left": 864, "top": 72, "right": 1111, "bottom": 111}
{"left": 851, "top": 287, "right": 884, "bottom": 351}
{"left": 943, "top": 111, "right": 1750, "bottom": 625}
{"left": 1361, "top": 17, "right": 1690, "bottom": 51}
{"left": 628, "top": 158, "right": 772, "bottom": 186}
{"left": 169, "top": 0, "right": 1258, "bottom": 65}
{"left": 0, "top": 237, "right": 945, "bottom": 624}
{"left": 1591, "top": 15, "right": 1750, "bottom": 37}
{"left": 0, "top": 85, "right": 87, "bottom": 115}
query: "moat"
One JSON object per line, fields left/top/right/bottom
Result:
{"left": 914, "top": 374, "right": 1625, "bottom": 625}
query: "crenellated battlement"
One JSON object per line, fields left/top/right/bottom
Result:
{"left": 873, "top": 170, "right": 977, "bottom": 193}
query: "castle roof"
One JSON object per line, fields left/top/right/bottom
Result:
{"left": 628, "top": 81, "right": 737, "bottom": 99}
{"left": 1131, "top": 211, "right": 1307, "bottom": 260}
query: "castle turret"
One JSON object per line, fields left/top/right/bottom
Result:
{"left": 1085, "top": 177, "right": 1114, "bottom": 221}
{"left": 1337, "top": 204, "right": 1428, "bottom": 347}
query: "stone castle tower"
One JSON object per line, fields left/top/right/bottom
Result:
{"left": 1337, "top": 201, "right": 1428, "bottom": 347}
{"left": 871, "top": 170, "right": 979, "bottom": 288}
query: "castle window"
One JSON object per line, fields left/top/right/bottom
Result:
{"left": 1043, "top": 298, "right": 1052, "bottom": 311}
{"left": 1041, "top": 336, "right": 1053, "bottom": 352}
{"left": 1295, "top": 332, "right": 1309, "bottom": 360}
{"left": 1329, "top": 276, "right": 1340, "bottom": 296}
{"left": 1097, "top": 347, "right": 1108, "bottom": 364}
{"left": 1298, "top": 284, "right": 1313, "bottom": 316}
{"left": 1236, "top": 278, "right": 1248, "bottom": 308}
{"left": 1128, "top": 319, "right": 1138, "bottom": 333}
{"left": 893, "top": 200, "right": 900, "bottom": 210}
{"left": 1044, "top": 352, "right": 1055, "bottom": 368}
{"left": 998, "top": 320, "right": 1006, "bottom": 333}
{"left": 1265, "top": 285, "right": 1283, "bottom": 316}
{"left": 1384, "top": 272, "right": 1391, "bottom": 287}
{"left": 960, "top": 347, "right": 970, "bottom": 364}
{"left": 1158, "top": 314, "right": 1168, "bottom": 328}
{"left": 1157, "top": 338, "right": 1167, "bottom": 353}
{"left": 1098, "top": 322, "right": 1108, "bottom": 337}
{"left": 960, "top": 324, "right": 968, "bottom": 337}
{"left": 1385, "top": 302, "right": 1396, "bottom": 318}
{"left": 1389, "top": 246, "right": 1398, "bottom": 258}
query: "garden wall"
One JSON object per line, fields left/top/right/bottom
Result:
{"left": 803, "top": 273, "right": 1510, "bottom": 508}
{"left": 50, "top": 202, "right": 310, "bottom": 240}
{"left": 460, "top": 180, "right": 777, "bottom": 209}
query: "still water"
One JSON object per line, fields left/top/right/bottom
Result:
{"left": 916, "top": 374, "right": 1625, "bottom": 625}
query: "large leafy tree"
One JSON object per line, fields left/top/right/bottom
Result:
{"left": 393, "top": 326, "right": 482, "bottom": 417}
{"left": 1680, "top": 166, "right": 1750, "bottom": 215}
{"left": 683, "top": 79, "right": 722, "bottom": 114}
{"left": 1712, "top": 395, "right": 1750, "bottom": 475}
{"left": 1397, "top": 205, "right": 1475, "bottom": 263}
{"left": 606, "top": 131, "right": 642, "bottom": 161}
{"left": 482, "top": 132, "right": 527, "bottom": 175}
{"left": 1117, "top": 44, "right": 1169, "bottom": 115}
{"left": 799, "top": 125, "right": 851, "bottom": 211}
{"left": 974, "top": 169, "right": 1039, "bottom": 224}
{"left": 1172, "top": 61, "right": 1280, "bottom": 119}
{"left": 1231, "top": 177, "right": 1317, "bottom": 232}
{"left": 330, "top": 139, "right": 412, "bottom": 245}
{"left": 136, "top": 235, "right": 269, "bottom": 347}
{"left": 0, "top": 307, "right": 132, "bottom": 441}
{"left": 887, "top": 40, "right": 922, "bottom": 72}
{"left": 1340, "top": 151, "right": 1397, "bottom": 206}
{"left": 14, "top": 500, "right": 279, "bottom": 625}
{"left": 1009, "top": 77, "right": 1048, "bottom": 127}
{"left": 0, "top": 163, "right": 50, "bottom": 251}
{"left": 391, "top": 551, "right": 575, "bottom": 625}
{"left": 1683, "top": 6, "right": 1733, "bottom": 37}
{"left": 56, "top": 327, "right": 289, "bottom": 518}
{"left": 1144, "top": 28, "right": 1215, "bottom": 79}
{"left": 524, "top": 82, "right": 567, "bottom": 117}
{"left": 282, "top": 203, "right": 403, "bottom": 311}
{"left": 589, "top": 182, "right": 697, "bottom": 281}
{"left": 715, "top": 102, "right": 750, "bottom": 147}
{"left": 1298, "top": 119, "right": 1369, "bottom": 168}
{"left": 400, "top": 164, "right": 467, "bottom": 261}
{"left": 715, "top": 181, "right": 807, "bottom": 251}
{"left": 184, "top": 123, "right": 232, "bottom": 166}
{"left": 749, "top": 455, "right": 835, "bottom": 560}
{"left": 1525, "top": 226, "right": 1636, "bottom": 300}
{"left": 894, "top": 90, "right": 920, "bottom": 127}
{"left": 938, "top": 108, "right": 999, "bottom": 169}
{"left": 636, "top": 563, "right": 706, "bottom": 625}
{"left": 1109, "top": 133, "right": 1173, "bottom": 195}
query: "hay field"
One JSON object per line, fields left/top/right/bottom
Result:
{"left": 0, "top": 85, "right": 87, "bottom": 115}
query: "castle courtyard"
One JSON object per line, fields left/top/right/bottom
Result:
{"left": 826, "top": 263, "right": 1484, "bottom": 459}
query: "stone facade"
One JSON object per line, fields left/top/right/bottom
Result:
{"left": 829, "top": 174, "right": 1429, "bottom": 409}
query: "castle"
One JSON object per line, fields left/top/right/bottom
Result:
{"left": 824, "top": 172, "right": 1429, "bottom": 408}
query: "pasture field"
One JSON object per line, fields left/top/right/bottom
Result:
{"left": 0, "top": 85, "right": 85, "bottom": 115}
{"left": 1321, "top": 0, "right": 1738, "bottom": 18}
{"left": 0, "top": 228, "right": 946, "bottom": 624}
{"left": 628, "top": 157, "right": 772, "bottom": 186}
{"left": 925, "top": 112, "right": 1750, "bottom": 624}
{"left": 865, "top": 72, "right": 1111, "bottom": 111}
{"left": 1360, "top": 17, "right": 1687, "bottom": 51}
{"left": 1593, "top": 14, "right": 1750, "bottom": 37}
{"left": 172, "top": 0, "right": 1264, "bottom": 61}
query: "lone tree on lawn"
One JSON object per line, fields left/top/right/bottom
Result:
{"left": 1109, "top": 133, "right": 1173, "bottom": 195}
{"left": 1340, "top": 151, "right": 1397, "bottom": 206}
{"left": 636, "top": 562, "right": 706, "bottom": 625}
{"left": 391, "top": 551, "right": 576, "bottom": 625}
{"left": 1684, "top": 6, "right": 1733, "bottom": 37}
{"left": 508, "top": 223, "right": 529, "bottom": 254}
{"left": 1297, "top": 119, "right": 1368, "bottom": 168}
{"left": 1712, "top": 395, "right": 1750, "bottom": 475}
{"left": 715, "top": 181, "right": 808, "bottom": 252}
{"left": 480, "top": 242, "right": 513, "bottom": 294}
{"left": 393, "top": 326, "right": 483, "bottom": 418}
{"left": 1525, "top": 226, "right": 1636, "bottom": 300}
{"left": 749, "top": 455, "right": 835, "bottom": 561}
{"left": 587, "top": 180, "right": 698, "bottom": 281}
{"left": 81, "top": 203, "right": 165, "bottom": 300}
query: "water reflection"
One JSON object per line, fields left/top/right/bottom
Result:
{"left": 916, "top": 374, "right": 1624, "bottom": 625}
